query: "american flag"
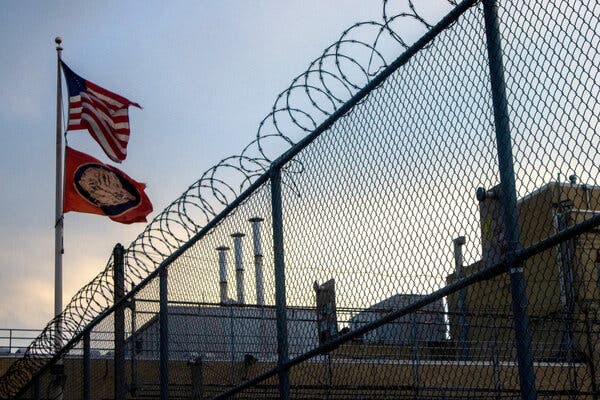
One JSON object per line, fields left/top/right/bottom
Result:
{"left": 61, "top": 61, "right": 141, "bottom": 163}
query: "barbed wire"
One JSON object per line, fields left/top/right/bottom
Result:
{"left": 0, "top": 0, "right": 461, "bottom": 397}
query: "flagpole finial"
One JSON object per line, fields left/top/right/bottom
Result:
{"left": 55, "top": 37, "right": 62, "bottom": 51}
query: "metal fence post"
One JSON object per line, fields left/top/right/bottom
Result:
{"left": 113, "top": 243, "right": 126, "bottom": 400}
{"left": 129, "top": 284, "right": 138, "bottom": 396}
{"left": 410, "top": 312, "right": 420, "bottom": 399}
{"left": 482, "top": 1, "right": 537, "bottom": 399}
{"left": 83, "top": 329, "right": 91, "bottom": 400}
{"left": 160, "top": 266, "right": 169, "bottom": 400}
{"left": 229, "top": 305, "right": 235, "bottom": 385}
{"left": 584, "top": 308, "right": 599, "bottom": 400}
{"left": 270, "top": 166, "right": 291, "bottom": 400}
{"left": 490, "top": 314, "right": 502, "bottom": 392}
{"left": 33, "top": 376, "right": 40, "bottom": 400}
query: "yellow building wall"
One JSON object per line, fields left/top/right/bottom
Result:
{"left": 447, "top": 182, "right": 600, "bottom": 361}
{"left": 13, "top": 356, "right": 593, "bottom": 400}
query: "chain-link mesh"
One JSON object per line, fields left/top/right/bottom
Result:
{"left": 0, "top": 0, "right": 460, "bottom": 396}
{"left": 275, "top": 2, "right": 499, "bottom": 398}
{"left": 498, "top": 1, "right": 600, "bottom": 398}
{"left": 160, "top": 181, "right": 276, "bottom": 398}
{"left": 5, "top": 0, "right": 600, "bottom": 399}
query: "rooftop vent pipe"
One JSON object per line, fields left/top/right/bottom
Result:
{"left": 231, "top": 232, "right": 246, "bottom": 304}
{"left": 249, "top": 217, "right": 265, "bottom": 306}
{"left": 216, "top": 246, "right": 230, "bottom": 304}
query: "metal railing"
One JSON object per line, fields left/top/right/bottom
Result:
{"left": 0, "top": 330, "right": 40, "bottom": 356}
{"left": 0, "top": 328, "right": 121, "bottom": 357}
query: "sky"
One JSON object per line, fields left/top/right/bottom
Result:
{"left": 0, "top": 0, "right": 457, "bottom": 335}
{"left": 0, "top": 0, "right": 382, "bottom": 330}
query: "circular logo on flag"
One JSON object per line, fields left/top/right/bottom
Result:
{"left": 74, "top": 163, "right": 141, "bottom": 216}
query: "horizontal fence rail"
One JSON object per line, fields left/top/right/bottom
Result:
{"left": 0, "top": 330, "right": 40, "bottom": 356}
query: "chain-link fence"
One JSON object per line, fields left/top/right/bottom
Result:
{"left": 4, "top": 0, "right": 600, "bottom": 398}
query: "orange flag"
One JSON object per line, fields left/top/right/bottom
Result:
{"left": 63, "top": 146, "right": 153, "bottom": 224}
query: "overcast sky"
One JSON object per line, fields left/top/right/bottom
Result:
{"left": 0, "top": 1, "right": 453, "bottom": 331}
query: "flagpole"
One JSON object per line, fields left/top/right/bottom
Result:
{"left": 54, "top": 36, "right": 64, "bottom": 351}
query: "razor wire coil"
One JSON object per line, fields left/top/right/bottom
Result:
{"left": 0, "top": 0, "right": 460, "bottom": 397}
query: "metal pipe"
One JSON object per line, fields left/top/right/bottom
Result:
{"left": 53, "top": 40, "right": 65, "bottom": 400}
{"left": 33, "top": 376, "right": 40, "bottom": 400}
{"left": 216, "top": 246, "right": 230, "bottom": 304}
{"left": 410, "top": 312, "right": 420, "bottom": 399}
{"left": 129, "top": 283, "right": 138, "bottom": 396}
{"left": 583, "top": 184, "right": 592, "bottom": 210}
{"left": 112, "top": 244, "right": 126, "bottom": 400}
{"left": 482, "top": 0, "right": 537, "bottom": 398}
{"left": 270, "top": 167, "right": 290, "bottom": 400}
{"left": 491, "top": 315, "right": 501, "bottom": 392}
{"left": 83, "top": 330, "right": 90, "bottom": 400}
{"left": 159, "top": 267, "right": 169, "bottom": 400}
{"left": 231, "top": 233, "right": 246, "bottom": 304}
{"left": 229, "top": 305, "right": 235, "bottom": 379}
{"left": 453, "top": 236, "right": 469, "bottom": 358}
{"left": 553, "top": 208, "right": 576, "bottom": 360}
{"left": 584, "top": 307, "right": 599, "bottom": 400}
{"left": 54, "top": 37, "right": 64, "bottom": 354}
{"left": 249, "top": 217, "right": 265, "bottom": 306}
